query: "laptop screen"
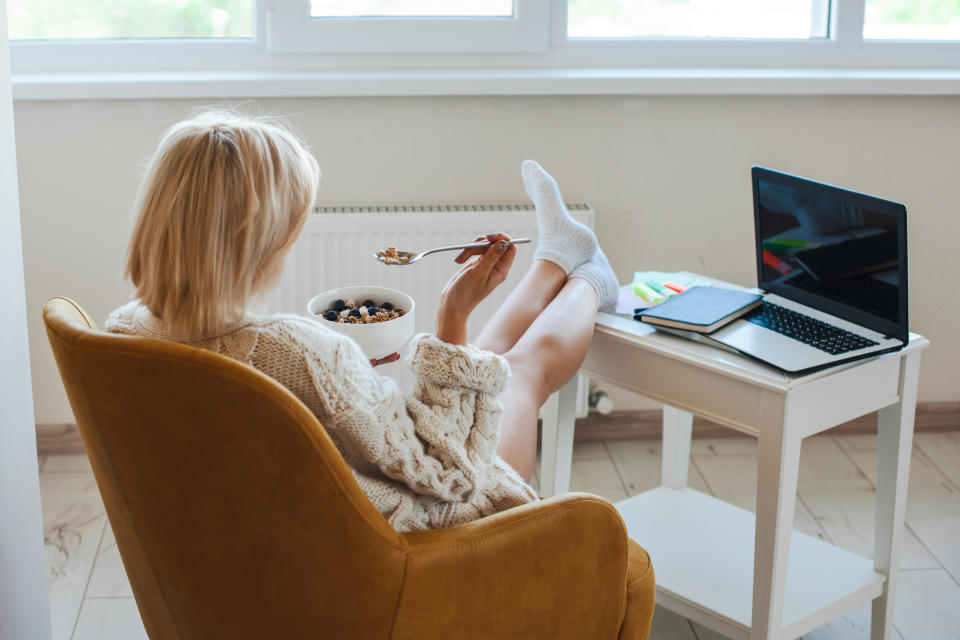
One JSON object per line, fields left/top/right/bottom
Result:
{"left": 752, "top": 167, "right": 908, "bottom": 343}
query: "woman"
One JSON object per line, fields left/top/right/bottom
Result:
{"left": 106, "top": 110, "right": 619, "bottom": 531}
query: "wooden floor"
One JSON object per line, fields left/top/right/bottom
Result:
{"left": 39, "top": 431, "right": 960, "bottom": 640}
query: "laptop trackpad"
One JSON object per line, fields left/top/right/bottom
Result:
{"left": 712, "top": 319, "right": 831, "bottom": 372}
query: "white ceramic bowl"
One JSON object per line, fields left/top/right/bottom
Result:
{"left": 307, "top": 285, "right": 416, "bottom": 360}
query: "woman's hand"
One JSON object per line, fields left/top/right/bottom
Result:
{"left": 436, "top": 233, "right": 516, "bottom": 346}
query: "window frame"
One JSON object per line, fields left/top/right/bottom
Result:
{"left": 268, "top": 0, "right": 550, "bottom": 53}
{"left": 9, "top": 0, "right": 960, "bottom": 98}
{"left": 551, "top": 0, "right": 960, "bottom": 69}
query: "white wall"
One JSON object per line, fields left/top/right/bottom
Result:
{"left": 14, "top": 95, "right": 960, "bottom": 423}
{"left": 0, "top": 2, "right": 53, "bottom": 636}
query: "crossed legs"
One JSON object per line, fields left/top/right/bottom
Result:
{"left": 474, "top": 259, "right": 598, "bottom": 481}
{"left": 472, "top": 160, "right": 616, "bottom": 482}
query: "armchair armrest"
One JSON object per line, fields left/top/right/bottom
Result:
{"left": 393, "top": 493, "right": 630, "bottom": 640}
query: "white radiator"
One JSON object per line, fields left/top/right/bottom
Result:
{"left": 266, "top": 203, "right": 594, "bottom": 416}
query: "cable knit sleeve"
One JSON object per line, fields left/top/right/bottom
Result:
{"left": 305, "top": 329, "right": 511, "bottom": 504}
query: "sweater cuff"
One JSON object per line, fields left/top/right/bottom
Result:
{"left": 406, "top": 333, "right": 511, "bottom": 395}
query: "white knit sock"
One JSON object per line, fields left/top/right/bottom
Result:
{"left": 570, "top": 247, "right": 619, "bottom": 308}
{"left": 522, "top": 160, "right": 597, "bottom": 275}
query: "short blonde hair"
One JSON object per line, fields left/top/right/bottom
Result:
{"left": 125, "top": 110, "right": 319, "bottom": 338}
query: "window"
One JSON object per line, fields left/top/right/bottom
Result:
{"left": 568, "top": 0, "right": 829, "bottom": 40}
{"left": 8, "top": 0, "right": 254, "bottom": 40}
{"left": 864, "top": 0, "right": 960, "bottom": 40}
{"left": 8, "top": 0, "right": 960, "bottom": 97}
{"left": 558, "top": 0, "right": 960, "bottom": 70}
{"left": 309, "top": 1, "right": 515, "bottom": 18}
{"left": 269, "top": 0, "right": 549, "bottom": 53}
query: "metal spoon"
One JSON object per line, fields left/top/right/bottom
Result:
{"left": 373, "top": 238, "right": 531, "bottom": 265}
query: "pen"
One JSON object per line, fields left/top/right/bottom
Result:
{"left": 662, "top": 281, "right": 687, "bottom": 294}
{"left": 633, "top": 282, "right": 665, "bottom": 305}
{"left": 644, "top": 281, "right": 674, "bottom": 297}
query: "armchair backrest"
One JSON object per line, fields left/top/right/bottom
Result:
{"left": 43, "top": 297, "right": 407, "bottom": 640}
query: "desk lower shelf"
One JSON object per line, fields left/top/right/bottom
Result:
{"left": 617, "top": 487, "right": 885, "bottom": 640}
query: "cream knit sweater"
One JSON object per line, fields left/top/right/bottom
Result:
{"left": 105, "top": 301, "right": 538, "bottom": 532}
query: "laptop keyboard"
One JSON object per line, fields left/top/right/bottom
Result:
{"left": 747, "top": 302, "right": 879, "bottom": 355}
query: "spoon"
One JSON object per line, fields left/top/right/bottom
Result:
{"left": 374, "top": 238, "right": 531, "bottom": 265}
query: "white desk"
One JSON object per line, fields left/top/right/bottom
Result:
{"left": 539, "top": 280, "right": 928, "bottom": 640}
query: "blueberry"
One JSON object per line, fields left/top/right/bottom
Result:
{"left": 349, "top": 308, "right": 361, "bottom": 318}
{"left": 363, "top": 299, "right": 375, "bottom": 308}
{"left": 367, "top": 306, "right": 380, "bottom": 315}
{"left": 381, "top": 302, "right": 394, "bottom": 311}
{"left": 333, "top": 299, "right": 346, "bottom": 311}
{"left": 324, "top": 310, "right": 338, "bottom": 321}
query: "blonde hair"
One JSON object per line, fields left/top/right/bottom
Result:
{"left": 125, "top": 110, "right": 319, "bottom": 338}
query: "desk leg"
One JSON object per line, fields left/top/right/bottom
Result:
{"left": 538, "top": 375, "right": 579, "bottom": 497}
{"left": 871, "top": 351, "right": 922, "bottom": 640}
{"left": 752, "top": 392, "right": 800, "bottom": 640}
{"left": 662, "top": 406, "right": 694, "bottom": 489}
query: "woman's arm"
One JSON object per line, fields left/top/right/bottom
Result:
{"left": 310, "top": 332, "right": 513, "bottom": 504}
{"left": 435, "top": 233, "right": 516, "bottom": 346}
{"left": 293, "top": 234, "right": 518, "bottom": 503}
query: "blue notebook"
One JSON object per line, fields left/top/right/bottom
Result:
{"left": 636, "top": 286, "right": 762, "bottom": 334}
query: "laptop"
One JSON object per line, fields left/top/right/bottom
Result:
{"left": 705, "top": 167, "right": 908, "bottom": 374}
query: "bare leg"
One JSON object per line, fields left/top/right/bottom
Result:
{"left": 495, "top": 277, "right": 598, "bottom": 480}
{"left": 474, "top": 259, "right": 567, "bottom": 355}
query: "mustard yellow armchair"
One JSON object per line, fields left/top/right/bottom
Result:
{"left": 43, "top": 297, "right": 655, "bottom": 640}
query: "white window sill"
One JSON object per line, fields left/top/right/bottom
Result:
{"left": 12, "top": 67, "right": 960, "bottom": 101}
